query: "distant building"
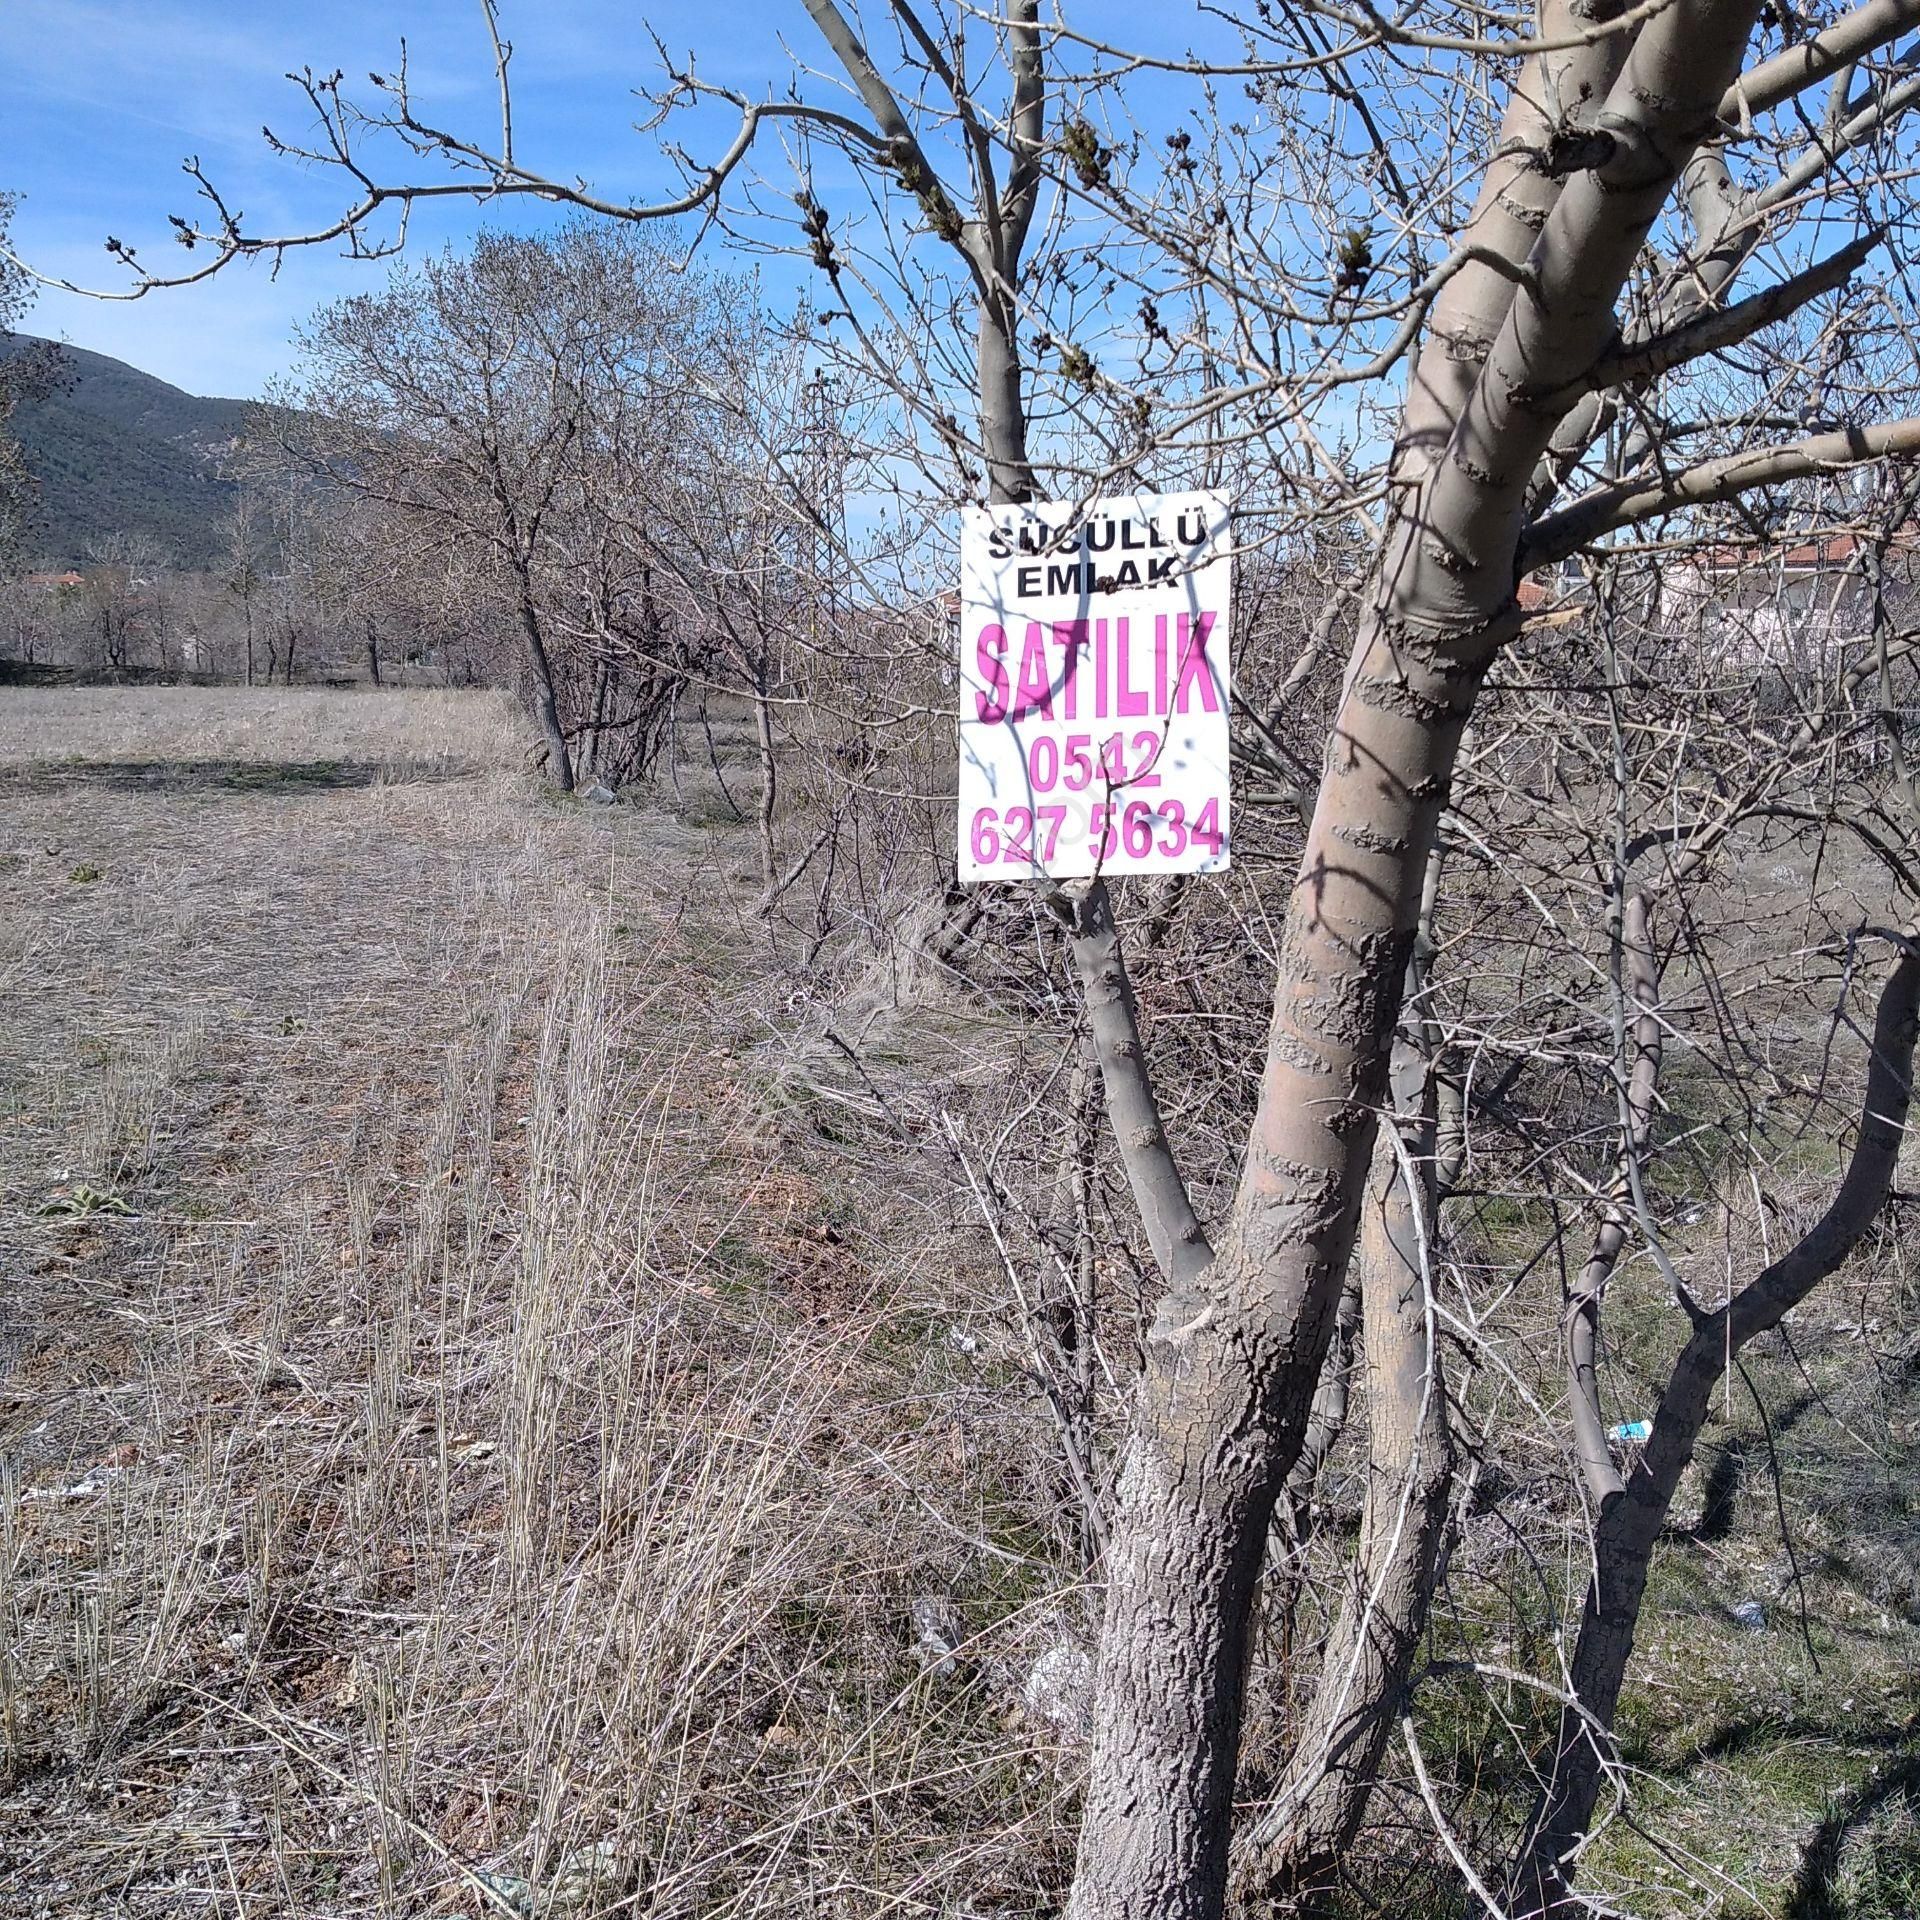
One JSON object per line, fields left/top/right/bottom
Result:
{"left": 1663, "top": 529, "right": 1915, "bottom": 670}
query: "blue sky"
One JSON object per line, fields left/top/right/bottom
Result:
{"left": 0, "top": 0, "right": 1345, "bottom": 424}
{"left": 0, "top": 0, "right": 854, "bottom": 397}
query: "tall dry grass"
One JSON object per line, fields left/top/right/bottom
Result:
{"left": 11, "top": 686, "right": 1913, "bottom": 1920}
{"left": 0, "top": 685, "right": 527, "bottom": 774}
{"left": 0, "top": 689, "right": 1087, "bottom": 1918}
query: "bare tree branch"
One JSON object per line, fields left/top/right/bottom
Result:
{"left": 1525, "top": 416, "right": 1920, "bottom": 564}
{"left": 1723, "top": 0, "right": 1920, "bottom": 121}
{"left": 1051, "top": 878, "right": 1214, "bottom": 1290}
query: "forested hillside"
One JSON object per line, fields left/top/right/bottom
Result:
{"left": 0, "top": 335, "right": 246, "bottom": 566}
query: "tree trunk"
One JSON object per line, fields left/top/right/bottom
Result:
{"left": 1241, "top": 1036, "right": 1453, "bottom": 1901}
{"left": 1568, "top": 888, "right": 1662, "bottom": 1508}
{"left": 1067, "top": 589, "right": 1503, "bottom": 1920}
{"left": 365, "top": 617, "right": 383, "bottom": 687}
{"left": 514, "top": 575, "right": 575, "bottom": 792}
{"left": 978, "top": 285, "right": 1036, "bottom": 504}
{"left": 584, "top": 656, "right": 612, "bottom": 781}
{"left": 1057, "top": 877, "right": 1214, "bottom": 1291}
{"left": 753, "top": 661, "right": 779, "bottom": 891}
{"left": 1508, "top": 939, "right": 1920, "bottom": 1916}
{"left": 1280, "top": 1267, "right": 1363, "bottom": 1557}
{"left": 1068, "top": 0, "right": 1765, "bottom": 1906}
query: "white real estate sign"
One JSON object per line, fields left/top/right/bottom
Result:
{"left": 957, "top": 488, "right": 1232, "bottom": 881}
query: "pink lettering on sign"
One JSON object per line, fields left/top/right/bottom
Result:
{"left": 1173, "top": 612, "right": 1221, "bottom": 714}
{"left": 1115, "top": 618, "right": 1149, "bottom": 717}
{"left": 1014, "top": 622, "right": 1053, "bottom": 721}
{"left": 975, "top": 611, "right": 1222, "bottom": 724}
{"left": 1051, "top": 620, "right": 1090, "bottom": 721}
{"left": 975, "top": 624, "right": 1010, "bottom": 722}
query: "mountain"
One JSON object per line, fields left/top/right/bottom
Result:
{"left": 1, "top": 335, "right": 254, "bottom": 569}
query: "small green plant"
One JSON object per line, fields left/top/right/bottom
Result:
{"left": 37, "top": 1182, "right": 131, "bottom": 1218}
{"left": 68, "top": 861, "right": 102, "bottom": 883}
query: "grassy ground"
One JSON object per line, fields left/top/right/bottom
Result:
{"left": 0, "top": 688, "right": 1077, "bottom": 1918}
{"left": 3, "top": 687, "right": 1915, "bottom": 1919}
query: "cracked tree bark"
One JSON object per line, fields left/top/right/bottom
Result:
{"left": 1066, "top": 586, "right": 1506, "bottom": 1920}
{"left": 1067, "top": 0, "right": 1772, "bottom": 1911}
{"left": 1239, "top": 1028, "right": 1455, "bottom": 1902}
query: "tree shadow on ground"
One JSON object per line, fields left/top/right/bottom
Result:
{"left": 1680, "top": 1715, "right": 1915, "bottom": 1769}
{"left": 1684, "top": 1387, "right": 1818, "bottom": 1545}
{"left": 1781, "top": 1742, "right": 1920, "bottom": 1919}
{"left": 0, "top": 759, "right": 472, "bottom": 794}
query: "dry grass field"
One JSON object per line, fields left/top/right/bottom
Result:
{"left": 0, "top": 687, "right": 1076, "bottom": 1919}
{"left": 3, "top": 686, "right": 1919, "bottom": 1920}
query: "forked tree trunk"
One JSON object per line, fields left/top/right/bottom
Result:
{"left": 1068, "top": 0, "right": 1768, "bottom": 1907}
{"left": 793, "top": 4, "right": 1903, "bottom": 1910}
{"left": 1241, "top": 1037, "right": 1454, "bottom": 1902}
{"left": 1067, "top": 584, "right": 1504, "bottom": 1920}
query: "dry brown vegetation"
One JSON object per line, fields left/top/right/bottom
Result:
{"left": 0, "top": 686, "right": 520, "bottom": 774}
{"left": 0, "top": 687, "right": 1088, "bottom": 1918}
{"left": 3, "top": 687, "right": 1918, "bottom": 1920}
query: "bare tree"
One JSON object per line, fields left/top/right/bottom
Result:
{"left": 267, "top": 223, "right": 753, "bottom": 788}
{"left": 220, "top": 489, "right": 270, "bottom": 686}
{"left": 23, "top": 6, "right": 1920, "bottom": 1917}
